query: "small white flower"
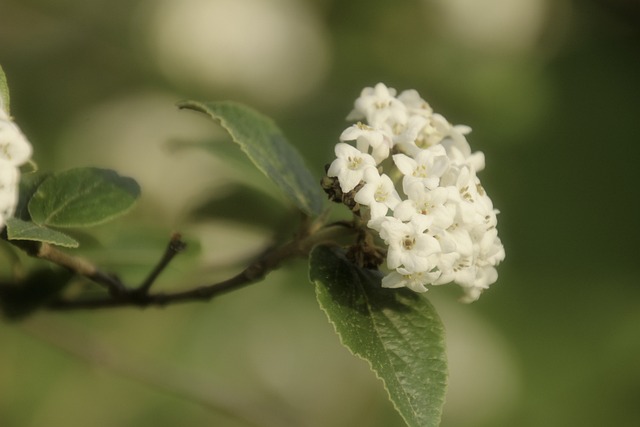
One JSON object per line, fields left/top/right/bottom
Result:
{"left": 354, "top": 168, "right": 401, "bottom": 219}
{"left": 340, "top": 122, "right": 392, "bottom": 164}
{"left": 474, "top": 228, "right": 505, "bottom": 267}
{"left": 346, "top": 83, "right": 407, "bottom": 127}
{"left": 393, "top": 144, "right": 450, "bottom": 192}
{"left": 444, "top": 217, "right": 474, "bottom": 258}
{"left": 444, "top": 165, "right": 481, "bottom": 206}
{"left": 327, "top": 142, "right": 377, "bottom": 193}
{"left": 458, "top": 265, "right": 499, "bottom": 303}
{"left": 381, "top": 267, "right": 440, "bottom": 293}
{"left": 392, "top": 115, "right": 429, "bottom": 155}
{"left": 415, "top": 113, "right": 453, "bottom": 148}
{"left": 432, "top": 253, "right": 475, "bottom": 287}
{"left": 440, "top": 130, "right": 485, "bottom": 172}
{"left": 378, "top": 217, "right": 440, "bottom": 272}
{"left": 458, "top": 285, "right": 485, "bottom": 304}
{"left": 394, "top": 184, "right": 454, "bottom": 230}
{"left": 397, "top": 89, "right": 433, "bottom": 117}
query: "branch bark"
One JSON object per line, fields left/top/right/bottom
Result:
{"left": 44, "top": 222, "right": 353, "bottom": 311}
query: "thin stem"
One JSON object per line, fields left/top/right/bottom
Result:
{"left": 46, "top": 223, "right": 353, "bottom": 311}
{"left": 37, "top": 242, "right": 126, "bottom": 296}
{"left": 136, "top": 233, "right": 187, "bottom": 294}
{"left": 47, "top": 238, "right": 302, "bottom": 310}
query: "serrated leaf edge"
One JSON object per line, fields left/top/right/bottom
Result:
{"left": 310, "top": 246, "right": 448, "bottom": 427}
{"left": 177, "top": 100, "right": 323, "bottom": 216}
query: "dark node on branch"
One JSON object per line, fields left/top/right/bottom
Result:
{"left": 320, "top": 168, "right": 362, "bottom": 216}
{"left": 346, "top": 244, "right": 385, "bottom": 270}
{"left": 169, "top": 232, "right": 188, "bottom": 253}
{"left": 345, "top": 228, "right": 386, "bottom": 270}
{"left": 136, "top": 233, "right": 188, "bottom": 295}
{"left": 321, "top": 172, "right": 344, "bottom": 204}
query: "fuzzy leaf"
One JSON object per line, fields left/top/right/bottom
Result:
{"left": 5, "top": 218, "right": 79, "bottom": 248}
{"left": 14, "top": 171, "right": 52, "bottom": 220}
{"left": 309, "top": 245, "right": 448, "bottom": 427}
{"left": 28, "top": 167, "right": 140, "bottom": 228}
{"left": 178, "top": 100, "right": 324, "bottom": 216}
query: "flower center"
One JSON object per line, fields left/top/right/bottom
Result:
{"left": 392, "top": 122, "right": 404, "bottom": 136}
{"left": 459, "top": 185, "right": 473, "bottom": 202}
{"left": 413, "top": 164, "right": 428, "bottom": 178}
{"left": 356, "top": 121, "right": 372, "bottom": 131}
{"left": 418, "top": 202, "right": 432, "bottom": 215}
{"left": 0, "top": 143, "right": 10, "bottom": 159}
{"left": 374, "top": 187, "right": 388, "bottom": 202}
{"left": 453, "top": 257, "right": 471, "bottom": 272}
{"left": 347, "top": 156, "right": 362, "bottom": 170}
{"left": 402, "top": 236, "right": 415, "bottom": 250}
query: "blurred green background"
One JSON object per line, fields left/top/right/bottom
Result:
{"left": 1, "top": 0, "right": 639, "bottom": 426}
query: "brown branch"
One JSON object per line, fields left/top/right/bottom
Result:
{"left": 135, "top": 232, "right": 187, "bottom": 294}
{"left": 44, "top": 221, "right": 352, "bottom": 311}
{"left": 48, "top": 238, "right": 304, "bottom": 310}
{"left": 37, "top": 242, "right": 126, "bottom": 296}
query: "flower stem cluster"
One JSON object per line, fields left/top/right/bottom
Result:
{"left": 0, "top": 103, "right": 33, "bottom": 230}
{"left": 326, "top": 83, "right": 505, "bottom": 302}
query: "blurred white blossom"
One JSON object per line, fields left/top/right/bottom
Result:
{"left": 0, "top": 107, "right": 32, "bottom": 229}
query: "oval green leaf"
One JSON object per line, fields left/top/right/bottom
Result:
{"left": 5, "top": 218, "right": 79, "bottom": 248}
{"left": 28, "top": 167, "right": 140, "bottom": 228}
{"left": 177, "top": 100, "right": 324, "bottom": 217}
{"left": 0, "top": 64, "right": 9, "bottom": 112}
{"left": 14, "top": 171, "right": 52, "bottom": 220}
{"left": 309, "top": 245, "right": 448, "bottom": 427}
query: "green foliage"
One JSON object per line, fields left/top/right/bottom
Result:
{"left": 5, "top": 168, "right": 139, "bottom": 248}
{"left": 310, "top": 245, "right": 448, "bottom": 427}
{"left": 0, "top": 64, "right": 9, "bottom": 112}
{"left": 178, "top": 100, "right": 324, "bottom": 217}
{"left": 13, "top": 171, "right": 52, "bottom": 220}
{"left": 28, "top": 167, "right": 140, "bottom": 228}
{"left": 2, "top": 63, "right": 448, "bottom": 425}
{"left": 5, "top": 218, "right": 79, "bottom": 248}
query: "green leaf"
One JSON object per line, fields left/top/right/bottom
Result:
{"left": 309, "top": 245, "right": 448, "bottom": 427}
{"left": 14, "top": 171, "right": 52, "bottom": 220}
{"left": 28, "top": 167, "right": 140, "bottom": 228}
{"left": 167, "top": 137, "right": 284, "bottom": 201}
{"left": 0, "top": 64, "right": 9, "bottom": 113}
{"left": 5, "top": 218, "right": 79, "bottom": 248}
{"left": 178, "top": 100, "right": 324, "bottom": 217}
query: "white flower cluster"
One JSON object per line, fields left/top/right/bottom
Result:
{"left": 327, "top": 83, "right": 504, "bottom": 302}
{"left": 0, "top": 102, "right": 33, "bottom": 230}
